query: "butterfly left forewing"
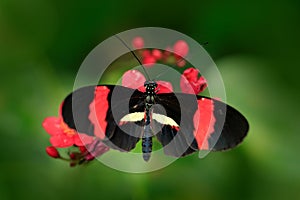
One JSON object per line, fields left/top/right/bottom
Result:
{"left": 61, "top": 85, "right": 146, "bottom": 151}
{"left": 90, "top": 85, "right": 146, "bottom": 151}
{"left": 62, "top": 85, "right": 97, "bottom": 136}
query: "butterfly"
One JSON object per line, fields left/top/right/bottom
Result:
{"left": 61, "top": 80, "right": 249, "bottom": 161}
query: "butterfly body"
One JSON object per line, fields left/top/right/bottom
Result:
{"left": 141, "top": 81, "right": 158, "bottom": 161}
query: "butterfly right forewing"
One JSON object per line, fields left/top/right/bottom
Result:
{"left": 152, "top": 93, "right": 249, "bottom": 157}
{"left": 208, "top": 99, "right": 249, "bottom": 151}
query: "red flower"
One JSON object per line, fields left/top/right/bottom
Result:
{"left": 141, "top": 49, "right": 151, "bottom": 58}
{"left": 42, "top": 104, "right": 94, "bottom": 148}
{"left": 46, "top": 146, "right": 60, "bottom": 158}
{"left": 142, "top": 55, "right": 156, "bottom": 67}
{"left": 152, "top": 49, "right": 162, "bottom": 60}
{"left": 180, "top": 68, "right": 207, "bottom": 94}
{"left": 122, "top": 70, "right": 173, "bottom": 93}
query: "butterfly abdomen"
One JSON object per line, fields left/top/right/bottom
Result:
{"left": 142, "top": 136, "right": 152, "bottom": 162}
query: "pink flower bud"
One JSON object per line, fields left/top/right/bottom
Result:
{"left": 141, "top": 49, "right": 151, "bottom": 58}
{"left": 79, "top": 146, "right": 87, "bottom": 153}
{"left": 132, "top": 37, "right": 144, "bottom": 49}
{"left": 176, "top": 59, "right": 186, "bottom": 67}
{"left": 46, "top": 146, "right": 60, "bottom": 158}
{"left": 173, "top": 40, "right": 189, "bottom": 57}
{"left": 152, "top": 49, "right": 162, "bottom": 60}
{"left": 143, "top": 56, "right": 156, "bottom": 67}
{"left": 69, "top": 153, "right": 76, "bottom": 160}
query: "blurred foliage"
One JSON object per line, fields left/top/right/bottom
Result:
{"left": 0, "top": 0, "right": 300, "bottom": 199}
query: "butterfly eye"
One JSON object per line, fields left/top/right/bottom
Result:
{"left": 144, "top": 81, "right": 150, "bottom": 87}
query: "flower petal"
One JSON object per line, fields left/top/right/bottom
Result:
{"left": 50, "top": 134, "right": 74, "bottom": 148}
{"left": 42, "top": 117, "right": 64, "bottom": 135}
{"left": 183, "top": 68, "right": 199, "bottom": 82}
{"left": 180, "top": 68, "right": 207, "bottom": 94}
{"left": 180, "top": 76, "right": 195, "bottom": 94}
{"left": 156, "top": 81, "right": 173, "bottom": 93}
{"left": 122, "top": 70, "right": 146, "bottom": 90}
{"left": 197, "top": 76, "right": 208, "bottom": 93}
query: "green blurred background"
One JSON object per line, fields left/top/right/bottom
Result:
{"left": 1, "top": 0, "right": 300, "bottom": 199}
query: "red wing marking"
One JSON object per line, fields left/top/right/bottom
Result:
{"left": 193, "top": 98, "right": 216, "bottom": 150}
{"left": 88, "top": 86, "right": 110, "bottom": 139}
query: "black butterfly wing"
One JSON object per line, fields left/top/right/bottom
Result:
{"left": 92, "top": 85, "right": 145, "bottom": 151}
{"left": 61, "top": 85, "right": 146, "bottom": 151}
{"left": 209, "top": 99, "right": 249, "bottom": 151}
{"left": 61, "top": 85, "right": 96, "bottom": 135}
{"left": 152, "top": 93, "right": 199, "bottom": 157}
{"left": 154, "top": 93, "right": 249, "bottom": 157}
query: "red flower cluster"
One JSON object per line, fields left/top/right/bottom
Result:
{"left": 42, "top": 103, "right": 109, "bottom": 166}
{"left": 122, "top": 68, "right": 207, "bottom": 95}
{"left": 131, "top": 36, "right": 207, "bottom": 94}
{"left": 132, "top": 36, "right": 189, "bottom": 68}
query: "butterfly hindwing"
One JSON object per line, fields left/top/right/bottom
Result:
{"left": 152, "top": 93, "right": 199, "bottom": 157}
{"left": 156, "top": 125, "right": 198, "bottom": 157}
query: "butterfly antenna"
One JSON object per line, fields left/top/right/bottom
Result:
{"left": 114, "top": 34, "right": 151, "bottom": 80}
{"left": 202, "top": 41, "right": 209, "bottom": 46}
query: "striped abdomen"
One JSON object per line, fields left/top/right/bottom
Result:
{"left": 142, "top": 136, "right": 152, "bottom": 162}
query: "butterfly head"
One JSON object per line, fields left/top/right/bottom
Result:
{"left": 144, "top": 81, "right": 157, "bottom": 94}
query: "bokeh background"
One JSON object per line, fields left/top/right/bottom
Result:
{"left": 1, "top": 0, "right": 300, "bottom": 199}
